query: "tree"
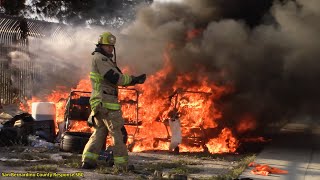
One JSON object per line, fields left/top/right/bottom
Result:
{"left": 1, "top": 0, "right": 26, "bottom": 15}
{"left": 1, "top": 0, "right": 153, "bottom": 28}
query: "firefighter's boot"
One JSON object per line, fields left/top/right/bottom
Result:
{"left": 81, "top": 162, "right": 97, "bottom": 169}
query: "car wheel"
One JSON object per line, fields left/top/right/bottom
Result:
{"left": 60, "top": 132, "right": 92, "bottom": 153}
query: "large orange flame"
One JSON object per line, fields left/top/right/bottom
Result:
{"left": 18, "top": 38, "right": 266, "bottom": 154}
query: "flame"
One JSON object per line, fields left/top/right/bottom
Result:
{"left": 119, "top": 44, "right": 237, "bottom": 153}
{"left": 205, "top": 128, "right": 238, "bottom": 153}
{"left": 74, "top": 78, "right": 91, "bottom": 92}
{"left": 236, "top": 113, "right": 257, "bottom": 133}
{"left": 186, "top": 29, "right": 203, "bottom": 41}
{"left": 19, "top": 80, "right": 91, "bottom": 133}
{"left": 19, "top": 41, "right": 245, "bottom": 154}
{"left": 68, "top": 121, "right": 92, "bottom": 132}
{"left": 46, "top": 86, "right": 70, "bottom": 124}
{"left": 19, "top": 97, "right": 41, "bottom": 112}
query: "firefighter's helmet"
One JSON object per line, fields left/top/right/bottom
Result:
{"left": 98, "top": 32, "right": 116, "bottom": 46}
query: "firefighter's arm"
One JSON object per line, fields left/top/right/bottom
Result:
{"left": 95, "top": 57, "right": 131, "bottom": 86}
{"left": 103, "top": 68, "right": 132, "bottom": 86}
{"left": 103, "top": 69, "right": 146, "bottom": 86}
{"left": 95, "top": 57, "right": 146, "bottom": 86}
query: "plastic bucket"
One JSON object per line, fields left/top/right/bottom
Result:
{"left": 31, "top": 102, "right": 56, "bottom": 121}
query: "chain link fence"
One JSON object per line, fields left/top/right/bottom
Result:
{"left": 0, "top": 14, "right": 72, "bottom": 105}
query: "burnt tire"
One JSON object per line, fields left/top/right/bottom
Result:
{"left": 60, "top": 132, "right": 92, "bottom": 154}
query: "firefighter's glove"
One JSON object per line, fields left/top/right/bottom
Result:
{"left": 130, "top": 74, "right": 146, "bottom": 85}
{"left": 136, "top": 74, "right": 146, "bottom": 84}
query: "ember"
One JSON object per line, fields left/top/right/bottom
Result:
{"left": 186, "top": 29, "right": 204, "bottom": 41}
{"left": 236, "top": 114, "right": 257, "bottom": 133}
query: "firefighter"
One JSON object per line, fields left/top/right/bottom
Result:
{"left": 81, "top": 32, "right": 146, "bottom": 170}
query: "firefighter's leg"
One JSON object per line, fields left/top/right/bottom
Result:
{"left": 82, "top": 112, "right": 108, "bottom": 167}
{"left": 103, "top": 110, "right": 128, "bottom": 169}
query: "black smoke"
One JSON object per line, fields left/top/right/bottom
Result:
{"left": 8, "top": 0, "right": 320, "bottom": 134}
{"left": 117, "top": 0, "right": 320, "bottom": 133}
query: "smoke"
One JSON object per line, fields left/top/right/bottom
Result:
{"left": 5, "top": 25, "right": 114, "bottom": 99}
{"left": 4, "top": 0, "right": 147, "bottom": 100}
{"left": 6, "top": 0, "right": 320, "bottom": 133}
{"left": 31, "top": 26, "right": 117, "bottom": 98}
{"left": 117, "top": 0, "right": 320, "bottom": 132}
{"left": 6, "top": 51, "right": 32, "bottom": 97}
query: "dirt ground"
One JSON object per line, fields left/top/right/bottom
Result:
{"left": 0, "top": 106, "right": 258, "bottom": 179}
{"left": 0, "top": 145, "right": 255, "bottom": 180}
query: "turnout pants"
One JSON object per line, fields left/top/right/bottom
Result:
{"left": 82, "top": 109, "right": 128, "bottom": 167}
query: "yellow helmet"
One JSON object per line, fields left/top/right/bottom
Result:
{"left": 98, "top": 32, "right": 116, "bottom": 46}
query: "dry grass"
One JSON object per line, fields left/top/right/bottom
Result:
{"left": 96, "top": 165, "right": 134, "bottom": 175}
{"left": 0, "top": 144, "right": 258, "bottom": 179}
{"left": 7, "top": 152, "right": 51, "bottom": 160}
{"left": 1, "top": 160, "right": 27, "bottom": 167}
{"left": 60, "top": 154, "right": 82, "bottom": 168}
{"left": 174, "top": 159, "right": 203, "bottom": 165}
{"left": 1, "top": 151, "right": 58, "bottom": 167}
{"left": 96, "top": 166, "right": 114, "bottom": 174}
{"left": 25, "top": 164, "right": 58, "bottom": 171}
{"left": 142, "top": 161, "right": 201, "bottom": 177}
{"left": 212, "top": 154, "right": 256, "bottom": 180}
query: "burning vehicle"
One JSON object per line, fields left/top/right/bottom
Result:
{"left": 8, "top": 70, "right": 249, "bottom": 155}
{"left": 0, "top": 2, "right": 281, "bottom": 155}
{"left": 1, "top": 37, "right": 270, "bottom": 155}
{"left": 59, "top": 89, "right": 139, "bottom": 153}
{"left": 0, "top": 0, "right": 319, "bottom": 178}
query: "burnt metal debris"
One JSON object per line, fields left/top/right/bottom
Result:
{"left": 0, "top": 112, "right": 56, "bottom": 146}
{"left": 153, "top": 90, "right": 213, "bottom": 153}
{"left": 59, "top": 88, "right": 141, "bottom": 153}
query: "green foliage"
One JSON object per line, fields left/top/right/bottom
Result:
{"left": 1, "top": 0, "right": 153, "bottom": 27}
{"left": 1, "top": 0, "right": 26, "bottom": 15}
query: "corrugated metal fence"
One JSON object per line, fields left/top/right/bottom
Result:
{"left": 0, "top": 14, "right": 72, "bottom": 104}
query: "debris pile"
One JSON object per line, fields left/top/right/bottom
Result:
{"left": 0, "top": 105, "right": 56, "bottom": 147}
